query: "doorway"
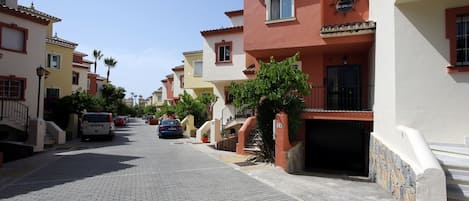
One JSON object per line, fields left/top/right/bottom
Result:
{"left": 326, "top": 65, "right": 362, "bottom": 110}
{"left": 305, "top": 120, "right": 372, "bottom": 176}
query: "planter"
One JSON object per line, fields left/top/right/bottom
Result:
{"left": 149, "top": 119, "right": 159, "bottom": 125}
{"left": 201, "top": 136, "right": 210, "bottom": 143}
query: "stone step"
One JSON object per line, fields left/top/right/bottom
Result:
{"left": 435, "top": 154, "right": 469, "bottom": 171}
{"left": 431, "top": 144, "right": 469, "bottom": 157}
{"left": 447, "top": 169, "right": 469, "bottom": 185}
{"left": 244, "top": 146, "right": 261, "bottom": 152}
{"left": 447, "top": 183, "right": 469, "bottom": 201}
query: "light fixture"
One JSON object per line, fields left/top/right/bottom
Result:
{"left": 343, "top": 56, "right": 348, "bottom": 65}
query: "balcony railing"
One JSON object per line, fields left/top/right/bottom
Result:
{"left": 0, "top": 98, "right": 29, "bottom": 131}
{"left": 303, "top": 85, "right": 374, "bottom": 111}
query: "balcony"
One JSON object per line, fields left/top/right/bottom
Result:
{"left": 302, "top": 85, "right": 374, "bottom": 121}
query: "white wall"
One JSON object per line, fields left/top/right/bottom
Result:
{"left": 230, "top": 15, "right": 244, "bottom": 27}
{"left": 371, "top": 0, "right": 469, "bottom": 171}
{"left": 161, "top": 82, "right": 168, "bottom": 102}
{"left": 202, "top": 32, "right": 247, "bottom": 82}
{"left": 212, "top": 81, "right": 236, "bottom": 125}
{"left": 394, "top": 1, "right": 469, "bottom": 144}
{"left": 72, "top": 67, "right": 89, "bottom": 93}
{"left": 173, "top": 71, "right": 184, "bottom": 98}
{"left": 369, "top": 0, "right": 399, "bottom": 152}
{"left": 0, "top": 12, "right": 47, "bottom": 119}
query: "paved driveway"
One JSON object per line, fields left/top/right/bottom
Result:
{"left": 0, "top": 119, "right": 294, "bottom": 201}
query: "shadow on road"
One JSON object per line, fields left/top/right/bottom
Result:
{"left": 0, "top": 153, "right": 140, "bottom": 199}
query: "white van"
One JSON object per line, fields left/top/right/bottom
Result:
{"left": 80, "top": 112, "right": 115, "bottom": 140}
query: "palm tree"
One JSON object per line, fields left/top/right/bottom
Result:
{"left": 104, "top": 57, "right": 117, "bottom": 83}
{"left": 92, "top": 49, "right": 103, "bottom": 74}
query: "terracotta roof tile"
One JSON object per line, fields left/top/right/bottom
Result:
{"left": 225, "top": 10, "right": 243, "bottom": 18}
{"left": 18, "top": 5, "right": 61, "bottom": 22}
{"left": 201, "top": 26, "right": 243, "bottom": 37}
{"left": 243, "top": 64, "right": 256, "bottom": 75}
{"left": 172, "top": 65, "right": 184, "bottom": 72}
{"left": 320, "top": 21, "right": 376, "bottom": 38}
{"left": 0, "top": 5, "right": 50, "bottom": 25}
{"left": 46, "top": 36, "right": 78, "bottom": 49}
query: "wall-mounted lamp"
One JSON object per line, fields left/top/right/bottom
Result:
{"left": 343, "top": 56, "right": 348, "bottom": 65}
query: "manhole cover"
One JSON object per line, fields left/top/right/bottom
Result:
{"left": 234, "top": 161, "right": 256, "bottom": 167}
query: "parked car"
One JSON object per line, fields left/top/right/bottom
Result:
{"left": 158, "top": 119, "right": 183, "bottom": 138}
{"left": 80, "top": 112, "right": 115, "bottom": 141}
{"left": 114, "top": 116, "right": 126, "bottom": 126}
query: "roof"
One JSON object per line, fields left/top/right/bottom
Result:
{"left": 46, "top": 36, "right": 78, "bottom": 49}
{"left": 201, "top": 26, "right": 243, "bottom": 37}
{"left": 83, "top": 59, "right": 94, "bottom": 64}
{"left": 243, "top": 64, "right": 256, "bottom": 75}
{"left": 320, "top": 21, "right": 376, "bottom": 38}
{"left": 73, "top": 50, "right": 88, "bottom": 56}
{"left": 225, "top": 10, "right": 243, "bottom": 18}
{"left": 73, "top": 62, "right": 90, "bottom": 69}
{"left": 161, "top": 79, "right": 168, "bottom": 83}
{"left": 182, "top": 50, "right": 203, "bottom": 56}
{"left": 18, "top": 5, "right": 61, "bottom": 22}
{"left": 166, "top": 74, "right": 174, "bottom": 79}
{"left": 172, "top": 65, "right": 184, "bottom": 72}
{"left": 0, "top": 5, "right": 50, "bottom": 25}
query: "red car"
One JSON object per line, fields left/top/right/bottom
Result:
{"left": 114, "top": 116, "right": 126, "bottom": 126}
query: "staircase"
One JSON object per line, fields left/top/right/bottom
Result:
{"left": 431, "top": 144, "right": 469, "bottom": 201}
{"left": 244, "top": 129, "right": 261, "bottom": 153}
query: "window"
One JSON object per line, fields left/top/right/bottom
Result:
{"left": 87, "top": 78, "right": 90, "bottom": 90}
{"left": 157, "top": 95, "right": 162, "bottom": 102}
{"left": 46, "top": 88, "right": 60, "bottom": 99}
{"left": 224, "top": 87, "right": 234, "bottom": 104}
{"left": 194, "top": 61, "right": 203, "bottom": 76}
{"left": 0, "top": 77, "right": 25, "bottom": 100}
{"left": 215, "top": 41, "right": 232, "bottom": 64}
{"left": 72, "top": 72, "right": 79, "bottom": 85}
{"left": 0, "top": 23, "right": 27, "bottom": 53}
{"left": 456, "top": 15, "right": 469, "bottom": 66}
{"left": 446, "top": 6, "right": 469, "bottom": 72}
{"left": 47, "top": 54, "right": 61, "bottom": 69}
{"left": 267, "top": 0, "right": 294, "bottom": 21}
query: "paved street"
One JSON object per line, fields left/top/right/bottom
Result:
{"left": 0, "top": 119, "right": 294, "bottom": 201}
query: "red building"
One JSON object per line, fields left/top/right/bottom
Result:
{"left": 243, "top": 0, "right": 375, "bottom": 175}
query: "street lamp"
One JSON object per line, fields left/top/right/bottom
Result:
{"left": 36, "top": 65, "right": 46, "bottom": 118}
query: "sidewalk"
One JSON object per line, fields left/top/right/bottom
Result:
{"left": 188, "top": 141, "right": 395, "bottom": 201}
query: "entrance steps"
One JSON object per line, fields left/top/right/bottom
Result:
{"left": 431, "top": 144, "right": 469, "bottom": 201}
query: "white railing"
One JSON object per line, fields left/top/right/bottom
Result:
{"left": 46, "top": 121, "right": 66, "bottom": 145}
{"left": 396, "top": 126, "right": 446, "bottom": 201}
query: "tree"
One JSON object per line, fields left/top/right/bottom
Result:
{"left": 104, "top": 57, "right": 117, "bottom": 83}
{"left": 92, "top": 49, "right": 103, "bottom": 74}
{"left": 229, "top": 53, "right": 311, "bottom": 162}
{"left": 101, "top": 83, "right": 126, "bottom": 113}
{"left": 197, "top": 93, "right": 217, "bottom": 120}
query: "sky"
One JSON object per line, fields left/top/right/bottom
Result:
{"left": 18, "top": 0, "right": 243, "bottom": 98}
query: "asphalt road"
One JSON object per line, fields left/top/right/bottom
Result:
{"left": 0, "top": 119, "right": 295, "bottom": 201}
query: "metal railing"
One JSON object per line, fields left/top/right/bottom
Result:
{"left": 0, "top": 98, "right": 29, "bottom": 130}
{"left": 303, "top": 85, "right": 374, "bottom": 111}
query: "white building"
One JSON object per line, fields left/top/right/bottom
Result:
{"left": 72, "top": 51, "right": 92, "bottom": 93}
{"left": 201, "top": 10, "right": 248, "bottom": 126}
{"left": 370, "top": 0, "right": 469, "bottom": 200}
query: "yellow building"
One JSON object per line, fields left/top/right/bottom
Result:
{"left": 182, "top": 50, "right": 214, "bottom": 97}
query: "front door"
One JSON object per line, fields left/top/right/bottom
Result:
{"left": 326, "top": 65, "right": 361, "bottom": 110}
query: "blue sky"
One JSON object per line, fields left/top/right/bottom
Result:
{"left": 18, "top": 0, "right": 243, "bottom": 98}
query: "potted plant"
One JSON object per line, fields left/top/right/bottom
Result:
{"left": 202, "top": 132, "right": 210, "bottom": 143}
